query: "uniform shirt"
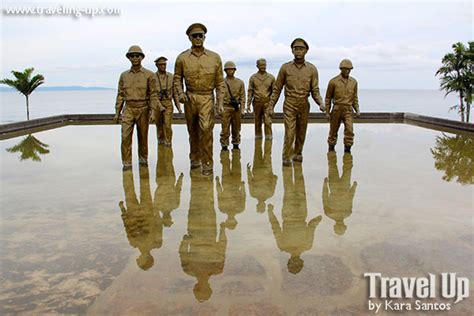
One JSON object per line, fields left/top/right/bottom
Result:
{"left": 155, "top": 71, "right": 180, "bottom": 106}
{"left": 247, "top": 72, "right": 275, "bottom": 102}
{"left": 269, "top": 60, "right": 324, "bottom": 108}
{"left": 325, "top": 74, "right": 359, "bottom": 112}
{"left": 115, "top": 66, "right": 159, "bottom": 111}
{"left": 224, "top": 77, "right": 246, "bottom": 108}
{"left": 173, "top": 48, "right": 225, "bottom": 108}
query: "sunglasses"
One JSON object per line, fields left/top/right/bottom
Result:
{"left": 129, "top": 54, "right": 142, "bottom": 58}
{"left": 191, "top": 33, "right": 204, "bottom": 39}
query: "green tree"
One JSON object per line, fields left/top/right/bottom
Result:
{"left": 6, "top": 134, "right": 50, "bottom": 162}
{"left": 435, "top": 42, "right": 473, "bottom": 122}
{"left": 430, "top": 133, "right": 473, "bottom": 185}
{"left": 0, "top": 68, "right": 45, "bottom": 120}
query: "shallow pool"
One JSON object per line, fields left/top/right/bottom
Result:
{"left": 0, "top": 124, "right": 472, "bottom": 315}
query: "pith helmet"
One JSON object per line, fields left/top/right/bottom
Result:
{"left": 224, "top": 61, "right": 236, "bottom": 69}
{"left": 291, "top": 38, "right": 309, "bottom": 50}
{"left": 126, "top": 45, "right": 144, "bottom": 58}
{"left": 186, "top": 22, "right": 207, "bottom": 35}
{"left": 339, "top": 59, "right": 354, "bottom": 69}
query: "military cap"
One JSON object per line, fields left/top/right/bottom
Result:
{"left": 291, "top": 38, "right": 309, "bottom": 50}
{"left": 186, "top": 23, "right": 207, "bottom": 35}
{"left": 126, "top": 45, "right": 145, "bottom": 58}
{"left": 154, "top": 56, "right": 168, "bottom": 63}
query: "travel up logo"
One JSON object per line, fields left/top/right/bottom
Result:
{"left": 364, "top": 273, "right": 470, "bottom": 313}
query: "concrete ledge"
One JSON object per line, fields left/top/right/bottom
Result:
{"left": 0, "top": 112, "right": 472, "bottom": 140}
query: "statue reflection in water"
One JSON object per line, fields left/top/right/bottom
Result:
{"left": 179, "top": 172, "right": 227, "bottom": 302}
{"left": 216, "top": 149, "right": 246, "bottom": 230}
{"left": 268, "top": 164, "right": 322, "bottom": 274}
{"left": 154, "top": 146, "right": 184, "bottom": 227}
{"left": 322, "top": 152, "right": 357, "bottom": 236}
{"left": 247, "top": 139, "right": 278, "bottom": 213}
{"left": 119, "top": 166, "right": 163, "bottom": 271}
{"left": 6, "top": 134, "right": 50, "bottom": 161}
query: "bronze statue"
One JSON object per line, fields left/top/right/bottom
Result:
{"left": 220, "top": 61, "right": 246, "bottom": 151}
{"left": 269, "top": 38, "right": 325, "bottom": 166}
{"left": 114, "top": 45, "right": 160, "bottom": 171}
{"left": 173, "top": 23, "right": 225, "bottom": 177}
{"left": 326, "top": 59, "right": 360, "bottom": 153}
{"left": 154, "top": 56, "right": 182, "bottom": 146}
{"left": 247, "top": 58, "right": 275, "bottom": 139}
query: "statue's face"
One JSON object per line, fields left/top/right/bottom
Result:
{"left": 128, "top": 54, "right": 143, "bottom": 66}
{"left": 257, "top": 61, "right": 267, "bottom": 72}
{"left": 292, "top": 46, "right": 307, "bottom": 59}
{"left": 340, "top": 68, "right": 351, "bottom": 78}
{"left": 156, "top": 62, "right": 167, "bottom": 72}
{"left": 225, "top": 68, "right": 236, "bottom": 77}
{"left": 189, "top": 32, "right": 205, "bottom": 48}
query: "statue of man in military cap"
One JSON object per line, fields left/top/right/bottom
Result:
{"left": 154, "top": 56, "right": 182, "bottom": 146}
{"left": 114, "top": 45, "right": 160, "bottom": 171}
{"left": 173, "top": 22, "right": 225, "bottom": 177}
{"left": 220, "top": 61, "right": 246, "bottom": 151}
{"left": 247, "top": 58, "right": 275, "bottom": 140}
{"left": 268, "top": 38, "right": 325, "bottom": 166}
{"left": 325, "top": 59, "right": 360, "bottom": 153}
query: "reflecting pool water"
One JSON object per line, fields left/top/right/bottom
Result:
{"left": 0, "top": 124, "right": 473, "bottom": 315}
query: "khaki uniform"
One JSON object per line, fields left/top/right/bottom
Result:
{"left": 115, "top": 67, "right": 159, "bottom": 166}
{"left": 323, "top": 152, "right": 357, "bottom": 235}
{"left": 220, "top": 77, "right": 245, "bottom": 147}
{"left": 248, "top": 72, "right": 275, "bottom": 138}
{"left": 179, "top": 173, "right": 227, "bottom": 302}
{"left": 154, "top": 146, "right": 183, "bottom": 227}
{"left": 325, "top": 74, "right": 359, "bottom": 146}
{"left": 268, "top": 164, "right": 322, "bottom": 274}
{"left": 174, "top": 48, "right": 225, "bottom": 173}
{"left": 270, "top": 61, "right": 324, "bottom": 161}
{"left": 155, "top": 71, "right": 180, "bottom": 145}
{"left": 119, "top": 167, "right": 162, "bottom": 270}
{"left": 247, "top": 139, "right": 278, "bottom": 213}
{"left": 216, "top": 150, "right": 246, "bottom": 229}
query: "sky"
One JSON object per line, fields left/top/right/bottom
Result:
{"left": 1, "top": 0, "right": 472, "bottom": 89}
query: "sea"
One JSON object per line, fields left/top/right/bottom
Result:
{"left": 0, "top": 88, "right": 462, "bottom": 124}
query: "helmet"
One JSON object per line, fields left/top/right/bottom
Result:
{"left": 339, "top": 59, "right": 353, "bottom": 69}
{"left": 126, "top": 45, "right": 144, "bottom": 58}
{"left": 291, "top": 38, "right": 309, "bottom": 50}
{"left": 224, "top": 61, "right": 236, "bottom": 69}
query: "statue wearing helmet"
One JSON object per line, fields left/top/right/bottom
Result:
{"left": 325, "top": 59, "right": 360, "bottom": 153}
{"left": 220, "top": 60, "right": 246, "bottom": 151}
{"left": 114, "top": 45, "right": 161, "bottom": 171}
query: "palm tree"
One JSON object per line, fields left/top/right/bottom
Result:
{"left": 6, "top": 134, "right": 50, "bottom": 162}
{"left": 435, "top": 42, "right": 472, "bottom": 122}
{"left": 431, "top": 133, "right": 473, "bottom": 185}
{"left": 0, "top": 68, "right": 45, "bottom": 120}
